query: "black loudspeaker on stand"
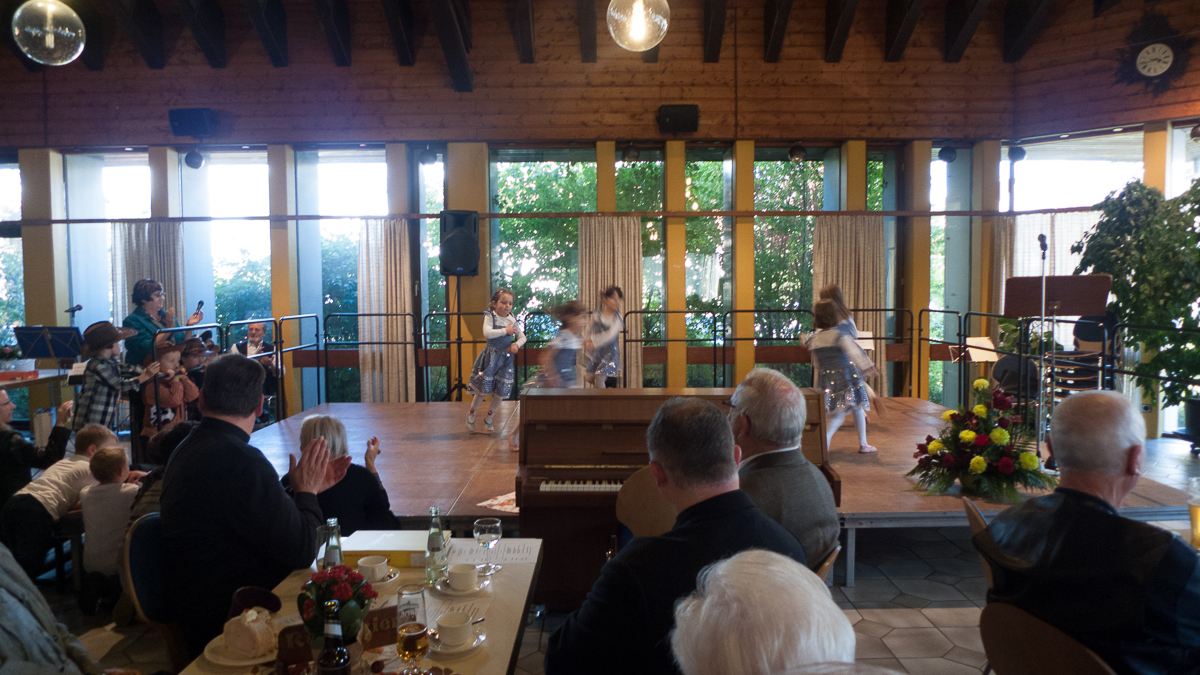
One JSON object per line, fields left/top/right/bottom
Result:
{"left": 439, "top": 210, "right": 480, "bottom": 401}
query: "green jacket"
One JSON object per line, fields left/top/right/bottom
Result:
{"left": 122, "top": 307, "right": 175, "bottom": 367}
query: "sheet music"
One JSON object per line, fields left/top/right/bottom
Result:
{"left": 427, "top": 597, "right": 492, "bottom": 620}
{"left": 446, "top": 539, "right": 540, "bottom": 565}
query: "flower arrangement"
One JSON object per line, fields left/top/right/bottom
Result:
{"left": 0, "top": 344, "right": 22, "bottom": 361}
{"left": 297, "top": 565, "right": 378, "bottom": 645}
{"left": 908, "top": 378, "right": 1058, "bottom": 502}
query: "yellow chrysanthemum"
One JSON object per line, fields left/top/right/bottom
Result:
{"left": 969, "top": 456, "right": 988, "bottom": 474}
{"left": 973, "top": 378, "right": 990, "bottom": 391}
{"left": 941, "top": 410, "right": 955, "bottom": 422}
{"left": 990, "top": 428, "right": 1010, "bottom": 446}
{"left": 959, "top": 430, "right": 977, "bottom": 444}
{"left": 972, "top": 404, "right": 988, "bottom": 417}
{"left": 1019, "top": 452, "right": 1040, "bottom": 471}
{"left": 927, "top": 440, "right": 945, "bottom": 455}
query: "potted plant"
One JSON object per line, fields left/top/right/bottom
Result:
{"left": 297, "top": 565, "right": 378, "bottom": 669}
{"left": 1072, "top": 180, "right": 1200, "bottom": 432}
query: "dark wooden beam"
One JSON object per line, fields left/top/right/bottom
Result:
{"left": 510, "top": 0, "right": 535, "bottom": 63}
{"left": 312, "top": 0, "right": 352, "bottom": 66}
{"left": 944, "top": 0, "right": 990, "bottom": 63}
{"left": 56, "top": 0, "right": 105, "bottom": 70}
{"left": 824, "top": 0, "right": 859, "bottom": 62}
{"left": 380, "top": 0, "right": 417, "bottom": 65}
{"left": 425, "top": 0, "right": 472, "bottom": 91}
{"left": 576, "top": 0, "right": 596, "bottom": 63}
{"left": 642, "top": 44, "right": 659, "bottom": 62}
{"left": 243, "top": 0, "right": 288, "bottom": 66}
{"left": 702, "top": 0, "right": 726, "bottom": 63}
{"left": 884, "top": 0, "right": 926, "bottom": 62}
{"left": 763, "top": 0, "right": 793, "bottom": 62}
{"left": 1093, "top": 0, "right": 1118, "bottom": 17}
{"left": 106, "top": 0, "right": 165, "bottom": 68}
{"left": 172, "top": 0, "right": 225, "bottom": 67}
{"left": 1004, "top": 0, "right": 1055, "bottom": 63}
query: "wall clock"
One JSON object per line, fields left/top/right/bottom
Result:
{"left": 1115, "top": 12, "right": 1194, "bottom": 96}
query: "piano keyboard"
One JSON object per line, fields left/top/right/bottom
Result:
{"left": 538, "top": 480, "right": 624, "bottom": 492}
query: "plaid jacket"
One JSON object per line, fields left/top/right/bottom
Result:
{"left": 73, "top": 355, "right": 142, "bottom": 430}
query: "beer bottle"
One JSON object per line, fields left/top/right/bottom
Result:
{"left": 318, "top": 600, "right": 350, "bottom": 675}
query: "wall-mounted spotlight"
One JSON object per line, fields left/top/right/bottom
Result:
{"left": 1008, "top": 146, "right": 1027, "bottom": 162}
{"left": 622, "top": 144, "right": 640, "bottom": 162}
{"left": 937, "top": 147, "right": 957, "bottom": 163}
{"left": 184, "top": 150, "right": 205, "bottom": 169}
{"left": 419, "top": 148, "right": 439, "bottom": 165}
{"left": 788, "top": 143, "right": 806, "bottom": 163}
{"left": 1191, "top": 125, "right": 1200, "bottom": 142}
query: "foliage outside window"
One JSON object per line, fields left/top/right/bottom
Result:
{"left": 420, "top": 156, "right": 447, "bottom": 400}
{"left": 206, "top": 154, "right": 272, "bottom": 333}
{"left": 684, "top": 153, "right": 730, "bottom": 387}
{"left": 616, "top": 154, "right": 664, "bottom": 386}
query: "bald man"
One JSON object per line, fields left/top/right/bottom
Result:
{"left": 974, "top": 391, "right": 1200, "bottom": 674}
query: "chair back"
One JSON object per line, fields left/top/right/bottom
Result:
{"left": 815, "top": 544, "right": 841, "bottom": 583}
{"left": 121, "top": 513, "right": 172, "bottom": 624}
{"left": 961, "top": 497, "right": 994, "bottom": 588}
{"left": 980, "top": 603, "right": 1117, "bottom": 675}
{"left": 615, "top": 467, "right": 675, "bottom": 538}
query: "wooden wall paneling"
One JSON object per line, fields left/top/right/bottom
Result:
{"left": 511, "top": 0, "right": 535, "bottom": 63}
{"left": 884, "top": 0, "right": 926, "bottom": 62}
{"left": 944, "top": 0, "right": 991, "bottom": 63}
{"left": 173, "top": 0, "right": 226, "bottom": 67}
{"left": 825, "top": 0, "right": 860, "bottom": 62}
{"left": 380, "top": 0, "right": 418, "bottom": 65}
{"left": 702, "top": 0, "right": 727, "bottom": 63}
{"left": 0, "top": 0, "right": 44, "bottom": 72}
{"left": 244, "top": 0, "right": 290, "bottom": 66}
{"left": 425, "top": 0, "right": 473, "bottom": 91}
{"left": 312, "top": 0, "right": 353, "bottom": 66}
{"left": 106, "top": 0, "right": 166, "bottom": 68}
{"left": 1092, "top": 0, "right": 1118, "bottom": 17}
{"left": 642, "top": 45, "right": 659, "bottom": 63}
{"left": 576, "top": 0, "right": 596, "bottom": 62}
{"left": 1002, "top": 0, "right": 1056, "bottom": 63}
{"left": 763, "top": 0, "right": 793, "bottom": 63}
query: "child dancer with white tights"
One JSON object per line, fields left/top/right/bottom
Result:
{"left": 585, "top": 286, "right": 624, "bottom": 389}
{"left": 807, "top": 299, "right": 877, "bottom": 453}
{"left": 467, "top": 288, "right": 525, "bottom": 432}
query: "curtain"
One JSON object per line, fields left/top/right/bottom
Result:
{"left": 993, "top": 216, "right": 1016, "bottom": 345}
{"left": 110, "top": 221, "right": 186, "bottom": 323}
{"left": 358, "top": 218, "right": 416, "bottom": 402}
{"left": 1008, "top": 211, "right": 1102, "bottom": 348}
{"left": 578, "top": 216, "right": 644, "bottom": 387}
{"left": 813, "top": 215, "right": 888, "bottom": 395}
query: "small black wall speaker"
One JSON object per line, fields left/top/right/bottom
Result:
{"left": 168, "top": 108, "right": 219, "bottom": 138}
{"left": 439, "top": 210, "right": 481, "bottom": 277}
{"left": 657, "top": 104, "right": 700, "bottom": 134}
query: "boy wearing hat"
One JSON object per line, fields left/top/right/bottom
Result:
{"left": 141, "top": 342, "right": 199, "bottom": 437}
{"left": 180, "top": 338, "right": 215, "bottom": 422}
{"left": 74, "top": 322, "right": 161, "bottom": 431}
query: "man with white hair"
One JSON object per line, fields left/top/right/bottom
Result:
{"left": 731, "top": 368, "right": 839, "bottom": 568}
{"left": 974, "top": 390, "right": 1200, "bottom": 674}
{"left": 671, "top": 549, "right": 855, "bottom": 675}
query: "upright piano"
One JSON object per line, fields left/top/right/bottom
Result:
{"left": 515, "top": 387, "right": 837, "bottom": 610}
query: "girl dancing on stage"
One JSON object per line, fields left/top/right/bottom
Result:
{"left": 585, "top": 286, "right": 625, "bottom": 389}
{"left": 819, "top": 283, "right": 885, "bottom": 416}
{"left": 807, "top": 299, "right": 878, "bottom": 453}
{"left": 542, "top": 301, "right": 589, "bottom": 388}
{"left": 467, "top": 288, "right": 526, "bottom": 432}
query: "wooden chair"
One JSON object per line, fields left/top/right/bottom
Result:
{"left": 119, "top": 513, "right": 190, "bottom": 673}
{"left": 615, "top": 466, "right": 675, "bottom": 539}
{"left": 962, "top": 497, "right": 994, "bottom": 589}
{"left": 815, "top": 544, "right": 841, "bottom": 584}
{"left": 980, "top": 603, "right": 1117, "bottom": 675}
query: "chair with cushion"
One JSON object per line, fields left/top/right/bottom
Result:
{"left": 119, "top": 513, "right": 190, "bottom": 673}
{"left": 962, "top": 497, "right": 994, "bottom": 589}
{"left": 815, "top": 544, "right": 841, "bottom": 584}
{"left": 980, "top": 603, "right": 1117, "bottom": 675}
{"left": 614, "top": 466, "right": 676, "bottom": 550}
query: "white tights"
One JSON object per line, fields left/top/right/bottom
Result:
{"left": 826, "top": 406, "right": 868, "bottom": 447}
{"left": 592, "top": 372, "right": 608, "bottom": 389}
{"left": 470, "top": 393, "right": 503, "bottom": 417}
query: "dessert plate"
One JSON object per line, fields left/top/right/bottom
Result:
{"left": 203, "top": 634, "right": 277, "bottom": 666}
{"left": 430, "top": 627, "right": 486, "bottom": 657}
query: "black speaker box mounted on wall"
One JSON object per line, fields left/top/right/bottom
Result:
{"left": 168, "top": 108, "right": 219, "bottom": 138}
{"left": 657, "top": 105, "right": 700, "bottom": 134}
{"left": 439, "top": 210, "right": 481, "bottom": 277}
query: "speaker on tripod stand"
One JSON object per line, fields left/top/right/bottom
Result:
{"left": 440, "top": 211, "right": 480, "bottom": 400}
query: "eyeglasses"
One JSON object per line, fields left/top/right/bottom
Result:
{"left": 721, "top": 398, "right": 742, "bottom": 415}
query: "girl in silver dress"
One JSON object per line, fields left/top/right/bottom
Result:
{"left": 585, "top": 286, "right": 625, "bottom": 389}
{"left": 807, "top": 299, "right": 878, "bottom": 453}
{"left": 467, "top": 288, "right": 526, "bottom": 432}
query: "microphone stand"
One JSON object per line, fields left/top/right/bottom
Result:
{"left": 1037, "top": 233, "right": 1048, "bottom": 454}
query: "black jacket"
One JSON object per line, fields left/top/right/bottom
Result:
{"left": 280, "top": 463, "right": 399, "bottom": 536}
{"left": 974, "top": 487, "right": 1200, "bottom": 675}
{"left": 545, "top": 490, "right": 807, "bottom": 675}
{"left": 0, "top": 426, "right": 71, "bottom": 510}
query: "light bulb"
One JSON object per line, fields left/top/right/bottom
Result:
{"left": 607, "top": 0, "right": 669, "bottom": 52}
{"left": 11, "top": 0, "right": 85, "bottom": 66}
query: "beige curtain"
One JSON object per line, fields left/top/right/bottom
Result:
{"left": 110, "top": 221, "right": 186, "bottom": 323}
{"left": 358, "top": 218, "right": 416, "bottom": 402}
{"left": 993, "top": 216, "right": 1016, "bottom": 345}
{"left": 813, "top": 215, "right": 888, "bottom": 395}
{"left": 578, "top": 216, "right": 644, "bottom": 387}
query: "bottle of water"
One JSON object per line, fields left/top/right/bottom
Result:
{"left": 322, "top": 518, "right": 343, "bottom": 570}
{"left": 425, "top": 506, "right": 447, "bottom": 585}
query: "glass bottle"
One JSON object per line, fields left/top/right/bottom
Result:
{"left": 425, "top": 506, "right": 447, "bottom": 585}
{"left": 318, "top": 600, "right": 350, "bottom": 675}
{"left": 322, "top": 518, "right": 343, "bottom": 571}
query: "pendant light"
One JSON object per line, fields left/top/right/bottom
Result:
{"left": 606, "top": 0, "right": 669, "bottom": 52}
{"left": 11, "top": 0, "right": 86, "bottom": 66}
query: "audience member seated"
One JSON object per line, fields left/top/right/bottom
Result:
{"left": 161, "top": 354, "right": 348, "bottom": 658}
{"left": 141, "top": 343, "right": 200, "bottom": 438}
{"left": 180, "top": 337, "right": 214, "bottom": 421}
{"left": 0, "top": 397, "right": 73, "bottom": 510}
{"left": 280, "top": 415, "right": 400, "bottom": 536}
{"left": 232, "top": 322, "right": 280, "bottom": 397}
{"left": 729, "top": 368, "right": 840, "bottom": 569}
{"left": 74, "top": 321, "right": 159, "bottom": 432}
{"left": 80, "top": 446, "right": 140, "bottom": 613}
{"left": 671, "top": 549, "right": 854, "bottom": 675}
{"left": 545, "top": 397, "right": 807, "bottom": 675}
{"left": 973, "top": 390, "right": 1200, "bottom": 674}
{"left": 0, "top": 424, "right": 117, "bottom": 579}
{"left": 129, "top": 421, "right": 197, "bottom": 525}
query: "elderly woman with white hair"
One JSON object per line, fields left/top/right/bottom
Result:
{"left": 671, "top": 549, "right": 855, "bottom": 675}
{"left": 280, "top": 415, "right": 399, "bottom": 535}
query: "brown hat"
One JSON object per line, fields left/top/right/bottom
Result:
{"left": 82, "top": 322, "right": 137, "bottom": 360}
{"left": 142, "top": 341, "right": 187, "bottom": 368}
{"left": 181, "top": 337, "right": 219, "bottom": 358}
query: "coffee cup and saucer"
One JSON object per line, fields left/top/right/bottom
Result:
{"left": 356, "top": 556, "right": 400, "bottom": 591}
{"left": 433, "top": 564, "right": 491, "bottom": 596}
{"left": 429, "top": 611, "right": 486, "bottom": 657}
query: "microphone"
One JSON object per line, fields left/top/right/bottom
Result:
{"left": 158, "top": 308, "right": 168, "bottom": 323}
{"left": 63, "top": 305, "right": 82, "bottom": 315}
{"left": 1038, "top": 233, "right": 1047, "bottom": 252}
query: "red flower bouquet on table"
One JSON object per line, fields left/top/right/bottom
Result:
{"left": 297, "top": 565, "right": 378, "bottom": 645}
{"left": 907, "top": 378, "right": 1058, "bottom": 502}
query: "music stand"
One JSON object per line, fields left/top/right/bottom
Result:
{"left": 15, "top": 326, "right": 84, "bottom": 369}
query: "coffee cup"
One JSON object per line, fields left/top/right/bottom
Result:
{"left": 447, "top": 563, "right": 478, "bottom": 591}
{"left": 357, "top": 555, "right": 388, "bottom": 583}
{"left": 436, "top": 611, "right": 473, "bottom": 646}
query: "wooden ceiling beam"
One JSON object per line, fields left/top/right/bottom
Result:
{"left": 825, "top": 0, "right": 860, "bottom": 62}
{"left": 884, "top": 0, "right": 926, "bottom": 62}
{"left": 380, "top": 0, "right": 417, "bottom": 65}
{"left": 1093, "top": 0, "right": 1118, "bottom": 17}
{"left": 106, "top": 0, "right": 166, "bottom": 68}
{"left": 576, "top": 0, "right": 596, "bottom": 63}
{"left": 56, "top": 0, "right": 105, "bottom": 70}
{"left": 172, "top": 0, "right": 226, "bottom": 67}
{"left": 944, "top": 0, "right": 990, "bottom": 63}
{"left": 702, "top": 0, "right": 726, "bottom": 63}
{"left": 510, "top": 0, "right": 535, "bottom": 63}
{"left": 0, "top": 0, "right": 43, "bottom": 72}
{"left": 312, "top": 0, "right": 352, "bottom": 66}
{"left": 763, "top": 0, "right": 793, "bottom": 62}
{"left": 1004, "top": 0, "right": 1056, "bottom": 63}
{"left": 243, "top": 0, "right": 288, "bottom": 66}
{"left": 425, "top": 0, "right": 473, "bottom": 91}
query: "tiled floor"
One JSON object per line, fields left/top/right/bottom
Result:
{"left": 1141, "top": 437, "right": 1200, "bottom": 490}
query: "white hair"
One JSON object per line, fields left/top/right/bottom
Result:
{"left": 1049, "top": 390, "right": 1145, "bottom": 476}
{"left": 781, "top": 664, "right": 897, "bottom": 675}
{"left": 671, "top": 549, "right": 854, "bottom": 675}
{"left": 300, "top": 414, "right": 349, "bottom": 459}
{"left": 733, "top": 368, "right": 807, "bottom": 447}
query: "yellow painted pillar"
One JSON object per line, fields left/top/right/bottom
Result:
{"left": 596, "top": 142, "right": 616, "bottom": 212}
{"left": 1141, "top": 122, "right": 1171, "bottom": 438}
{"left": 731, "top": 141, "right": 756, "bottom": 383}
{"left": 664, "top": 141, "right": 687, "bottom": 388}
{"left": 903, "top": 141, "right": 932, "bottom": 399}
{"left": 971, "top": 141, "right": 1001, "bottom": 340}
{"left": 445, "top": 143, "right": 491, "bottom": 397}
{"left": 840, "top": 141, "right": 867, "bottom": 210}
{"left": 267, "top": 145, "right": 302, "bottom": 417}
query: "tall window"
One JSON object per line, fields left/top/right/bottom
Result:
{"left": 616, "top": 148, "right": 664, "bottom": 386}
{"left": 1003, "top": 132, "right": 1144, "bottom": 210}
{"left": 1169, "top": 123, "right": 1199, "bottom": 199}
{"left": 204, "top": 151, "right": 271, "bottom": 334}
{"left": 0, "top": 161, "right": 20, "bottom": 221}
{"left": 418, "top": 150, "right": 447, "bottom": 400}
{"left": 102, "top": 152, "right": 151, "bottom": 219}
{"left": 684, "top": 147, "right": 731, "bottom": 387}
{"left": 0, "top": 161, "right": 22, "bottom": 416}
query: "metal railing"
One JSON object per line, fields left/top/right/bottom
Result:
{"left": 148, "top": 322, "right": 224, "bottom": 434}
{"left": 720, "top": 309, "right": 815, "bottom": 386}
{"left": 222, "top": 317, "right": 284, "bottom": 421}
{"left": 323, "top": 312, "right": 420, "bottom": 403}
{"left": 917, "top": 309, "right": 962, "bottom": 401}
{"left": 621, "top": 310, "right": 724, "bottom": 387}
{"left": 279, "top": 314, "right": 321, "bottom": 408}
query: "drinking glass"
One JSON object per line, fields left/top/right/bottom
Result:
{"left": 473, "top": 517, "right": 503, "bottom": 575}
{"left": 1187, "top": 478, "right": 1200, "bottom": 548}
{"left": 396, "top": 585, "right": 429, "bottom": 675}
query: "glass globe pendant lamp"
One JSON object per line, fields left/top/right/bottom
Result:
{"left": 607, "top": 0, "right": 669, "bottom": 52}
{"left": 11, "top": 0, "right": 86, "bottom": 66}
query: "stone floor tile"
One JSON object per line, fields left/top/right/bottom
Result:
{"left": 77, "top": 625, "right": 133, "bottom": 661}
{"left": 926, "top": 557, "right": 984, "bottom": 578}
{"left": 926, "top": 573, "right": 962, "bottom": 586}
{"left": 837, "top": 602, "right": 857, "bottom": 610}
{"left": 954, "top": 577, "right": 989, "bottom": 600}
{"left": 939, "top": 626, "right": 985, "bottom": 653}
{"left": 880, "top": 527, "right": 950, "bottom": 543}
{"left": 857, "top": 542, "right": 921, "bottom": 565}
{"left": 855, "top": 635, "right": 895, "bottom": 659}
{"left": 956, "top": 551, "right": 982, "bottom": 563}
{"left": 920, "top": 607, "right": 981, "bottom": 627}
{"left": 891, "top": 593, "right": 932, "bottom": 609}
{"left": 853, "top": 563, "right": 888, "bottom": 579}
{"left": 852, "top": 601, "right": 909, "bottom": 610}
{"left": 944, "top": 645, "right": 988, "bottom": 669}
{"left": 897, "top": 657, "right": 983, "bottom": 674}
{"left": 911, "top": 542, "right": 967, "bottom": 559}
{"left": 516, "top": 651, "right": 545, "bottom": 674}
{"left": 124, "top": 629, "right": 168, "bottom": 663}
{"left": 829, "top": 587, "right": 850, "bottom": 603}
{"left": 840, "top": 578, "right": 901, "bottom": 604}
{"left": 518, "top": 631, "right": 540, "bottom": 658}
{"left": 842, "top": 608, "right": 862, "bottom": 625}
{"left": 892, "top": 578, "right": 968, "bottom": 602}
{"left": 859, "top": 657, "right": 906, "bottom": 673}
{"left": 878, "top": 560, "right": 934, "bottom": 579}
{"left": 854, "top": 619, "right": 893, "bottom": 638}
{"left": 935, "top": 526, "right": 975, "bottom": 542}
{"left": 857, "top": 608, "right": 934, "bottom": 628}
{"left": 881, "top": 627, "right": 954, "bottom": 658}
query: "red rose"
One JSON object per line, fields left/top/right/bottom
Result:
{"left": 332, "top": 582, "right": 352, "bottom": 602}
{"left": 302, "top": 598, "right": 316, "bottom": 620}
{"left": 994, "top": 396, "right": 1013, "bottom": 411}
{"left": 941, "top": 455, "right": 956, "bottom": 468}
{"left": 925, "top": 435, "right": 935, "bottom": 444}
{"left": 949, "top": 413, "right": 960, "bottom": 423}
{"left": 997, "top": 417, "right": 1011, "bottom": 429}
{"left": 974, "top": 434, "right": 989, "bottom": 447}
{"left": 917, "top": 455, "right": 932, "bottom": 468}
{"left": 363, "top": 586, "right": 378, "bottom": 599}
{"left": 331, "top": 565, "right": 349, "bottom": 579}
{"left": 998, "top": 457, "right": 1015, "bottom": 474}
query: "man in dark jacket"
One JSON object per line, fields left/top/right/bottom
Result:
{"left": 545, "top": 397, "right": 807, "bottom": 675}
{"left": 974, "top": 390, "right": 1200, "bottom": 675}
{"left": 0, "top": 397, "right": 73, "bottom": 510}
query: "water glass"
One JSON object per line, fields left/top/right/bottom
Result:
{"left": 1187, "top": 478, "right": 1200, "bottom": 548}
{"left": 396, "top": 585, "right": 428, "bottom": 675}
{"left": 473, "top": 517, "right": 502, "bottom": 576}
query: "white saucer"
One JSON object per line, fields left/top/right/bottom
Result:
{"left": 433, "top": 577, "right": 491, "bottom": 597}
{"left": 203, "top": 634, "right": 277, "bottom": 666}
{"left": 367, "top": 567, "right": 402, "bottom": 591}
{"left": 430, "top": 626, "right": 486, "bottom": 657}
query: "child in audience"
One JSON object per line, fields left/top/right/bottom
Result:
{"left": 806, "top": 299, "right": 877, "bottom": 453}
{"left": 141, "top": 343, "right": 199, "bottom": 438}
{"left": 467, "top": 288, "right": 526, "bottom": 433}
{"left": 542, "top": 301, "right": 589, "bottom": 389}
{"left": 74, "top": 321, "right": 160, "bottom": 431}
{"left": 179, "top": 338, "right": 212, "bottom": 421}
{"left": 80, "top": 446, "right": 139, "bottom": 611}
